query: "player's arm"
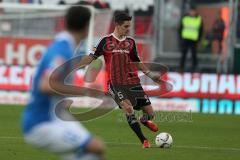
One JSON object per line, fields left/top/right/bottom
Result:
{"left": 130, "top": 39, "right": 160, "bottom": 83}
{"left": 40, "top": 37, "right": 105, "bottom": 94}
{"left": 78, "top": 37, "right": 105, "bottom": 69}
{"left": 39, "top": 55, "right": 72, "bottom": 94}
{"left": 136, "top": 62, "right": 160, "bottom": 83}
{"left": 80, "top": 38, "right": 105, "bottom": 83}
{"left": 40, "top": 55, "right": 95, "bottom": 94}
{"left": 88, "top": 37, "right": 105, "bottom": 61}
{"left": 79, "top": 55, "right": 95, "bottom": 67}
{"left": 40, "top": 71, "right": 62, "bottom": 94}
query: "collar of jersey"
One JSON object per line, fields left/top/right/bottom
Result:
{"left": 111, "top": 33, "right": 126, "bottom": 42}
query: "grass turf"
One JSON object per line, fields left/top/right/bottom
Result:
{"left": 0, "top": 105, "right": 240, "bottom": 160}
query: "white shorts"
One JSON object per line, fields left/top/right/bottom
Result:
{"left": 24, "top": 120, "right": 91, "bottom": 154}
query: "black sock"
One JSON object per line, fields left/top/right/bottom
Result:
{"left": 140, "top": 114, "right": 154, "bottom": 125}
{"left": 126, "top": 114, "right": 146, "bottom": 143}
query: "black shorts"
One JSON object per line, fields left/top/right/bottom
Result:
{"left": 108, "top": 83, "right": 151, "bottom": 110}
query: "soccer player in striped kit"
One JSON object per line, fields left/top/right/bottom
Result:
{"left": 80, "top": 12, "right": 159, "bottom": 148}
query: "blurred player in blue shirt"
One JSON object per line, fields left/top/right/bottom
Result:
{"left": 22, "top": 5, "right": 105, "bottom": 160}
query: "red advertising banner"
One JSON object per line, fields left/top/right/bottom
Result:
{"left": 0, "top": 66, "right": 34, "bottom": 91}
{"left": 0, "top": 66, "right": 239, "bottom": 100}
{"left": 0, "top": 36, "right": 51, "bottom": 66}
{"left": 164, "top": 73, "right": 240, "bottom": 100}
{"left": 0, "top": 66, "right": 107, "bottom": 92}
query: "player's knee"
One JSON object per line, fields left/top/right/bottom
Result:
{"left": 143, "top": 106, "right": 155, "bottom": 118}
{"left": 86, "top": 138, "right": 105, "bottom": 155}
{"left": 123, "top": 105, "right": 134, "bottom": 114}
{"left": 120, "top": 101, "right": 134, "bottom": 114}
{"left": 141, "top": 113, "right": 154, "bottom": 122}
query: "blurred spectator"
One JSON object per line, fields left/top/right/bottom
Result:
{"left": 93, "top": 0, "right": 110, "bottom": 9}
{"left": 75, "top": 0, "right": 92, "bottom": 6}
{"left": 210, "top": 10, "right": 225, "bottom": 54}
{"left": 58, "top": 0, "right": 66, "bottom": 5}
{"left": 75, "top": 0, "right": 110, "bottom": 9}
{"left": 179, "top": 6, "right": 203, "bottom": 72}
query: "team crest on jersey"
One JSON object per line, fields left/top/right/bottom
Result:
{"left": 103, "top": 41, "right": 132, "bottom": 54}
{"left": 103, "top": 42, "right": 116, "bottom": 52}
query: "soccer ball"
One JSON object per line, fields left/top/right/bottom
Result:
{"left": 155, "top": 132, "right": 173, "bottom": 148}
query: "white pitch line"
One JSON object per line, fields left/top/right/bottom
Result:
{"left": 105, "top": 141, "right": 240, "bottom": 152}
{"left": 1, "top": 136, "right": 240, "bottom": 152}
{"left": 174, "top": 145, "right": 240, "bottom": 152}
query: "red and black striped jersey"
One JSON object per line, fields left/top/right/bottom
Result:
{"left": 90, "top": 34, "right": 141, "bottom": 85}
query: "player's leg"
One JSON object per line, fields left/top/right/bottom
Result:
{"left": 119, "top": 99, "right": 148, "bottom": 146}
{"left": 129, "top": 85, "right": 158, "bottom": 132}
{"left": 85, "top": 138, "right": 105, "bottom": 156}
{"left": 141, "top": 104, "right": 154, "bottom": 122}
{"left": 140, "top": 105, "right": 158, "bottom": 132}
{"left": 190, "top": 41, "right": 198, "bottom": 71}
{"left": 24, "top": 121, "right": 105, "bottom": 160}
{"left": 121, "top": 95, "right": 151, "bottom": 148}
{"left": 60, "top": 122, "right": 105, "bottom": 160}
{"left": 62, "top": 138, "right": 105, "bottom": 160}
{"left": 108, "top": 84, "right": 147, "bottom": 146}
{"left": 180, "top": 40, "right": 189, "bottom": 71}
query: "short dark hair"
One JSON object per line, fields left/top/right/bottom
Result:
{"left": 114, "top": 11, "right": 132, "bottom": 25}
{"left": 65, "top": 5, "right": 91, "bottom": 31}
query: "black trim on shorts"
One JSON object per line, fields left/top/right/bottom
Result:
{"left": 108, "top": 83, "right": 151, "bottom": 110}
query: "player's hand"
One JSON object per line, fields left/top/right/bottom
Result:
{"left": 146, "top": 71, "right": 161, "bottom": 83}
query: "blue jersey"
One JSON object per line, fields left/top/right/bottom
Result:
{"left": 22, "top": 32, "right": 77, "bottom": 134}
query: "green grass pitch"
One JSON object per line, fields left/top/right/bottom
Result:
{"left": 0, "top": 105, "right": 240, "bottom": 160}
